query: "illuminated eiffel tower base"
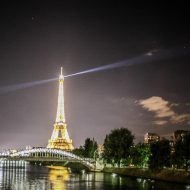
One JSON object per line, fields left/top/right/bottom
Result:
{"left": 47, "top": 67, "right": 74, "bottom": 151}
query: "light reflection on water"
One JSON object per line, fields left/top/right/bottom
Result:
{"left": 48, "top": 166, "right": 69, "bottom": 189}
{"left": 0, "top": 161, "right": 188, "bottom": 190}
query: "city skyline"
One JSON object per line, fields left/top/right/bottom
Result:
{"left": 0, "top": 2, "right": 190, "bottom": 148}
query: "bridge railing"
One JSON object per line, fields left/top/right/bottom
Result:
{"left": 1, "top": 148, "right": 96, "bottom": 170}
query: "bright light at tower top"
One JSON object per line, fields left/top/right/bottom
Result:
{"left": 59, "top": 67, "right": 64, "bottom": 80}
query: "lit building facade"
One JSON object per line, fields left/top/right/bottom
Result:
{"left": 144, "top": 132, "right": 160, "bottom": 144}
{"left": 47, "top": 67, "right": 74, "bottom": 151}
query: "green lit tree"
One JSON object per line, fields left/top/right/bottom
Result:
{"left": 103, "top": 128, "right": 134, "bottom": 167}
{"left": 130, "top": 143, "right": 150, "bottom": 168}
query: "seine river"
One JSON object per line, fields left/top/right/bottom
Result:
{"left": 0, "top": 162, "right": 189, "bottom": 190}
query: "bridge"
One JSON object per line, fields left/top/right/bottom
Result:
{"left": 0, "top": 70, "right": 104, "bottom": 171}
{"left": 0, "top": 148, "right": 98, "bottom": 171}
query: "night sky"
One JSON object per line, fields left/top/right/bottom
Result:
{"left": 0, "top": 2, "right": 190, "bottom": 149}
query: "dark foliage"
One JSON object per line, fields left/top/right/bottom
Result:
{"left": 103, "top": 128, "right": 134, "bottom": 166}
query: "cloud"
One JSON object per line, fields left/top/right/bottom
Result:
{"left": 138, "top": 96, "right": 190, "bottom": 125}
{"left": 138, "top": 96, "right": 175, "bottom": 118}
{"left": 171, "top": 114, "right": 190, "bottom": 124}
{"left": 153, "top": 120, "right": 168, "bottom": 125}
{"left": 170, "top": 103, "right": 179, "bottom": 107}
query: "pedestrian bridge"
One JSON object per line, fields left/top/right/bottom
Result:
{"left": 0, "top": 148, "right": 96, "bottom": 171}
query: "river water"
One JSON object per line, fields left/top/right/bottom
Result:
{"left": 0, "top": 161, "right": 189, "bottom": 190}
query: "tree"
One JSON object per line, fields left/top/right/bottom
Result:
{"left": 183, "top": 134, "right": 190, "bottom": 170}
{"left": 83, "top": 138, "right": 98, "bottom": 158}
{"left": 130, "top": 143, "right": 150, "bottom": 168}
{"left": 72, "top": 146, "right": 85, "bottom": 157}
{"left": 72, "top": 138, "right": 98, "bottom": 158}
{"left": 172, "top": 134, "right": 190, "bottom": 170}
{"left": 103, "top": 128, "right": 134, "bottom": 167}
{"left": 149, "top": 139, "right": 171, "bottom": 171}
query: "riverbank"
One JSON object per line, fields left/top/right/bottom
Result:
{"left": 103, "top": 167, "right": 190, "bottom": 184}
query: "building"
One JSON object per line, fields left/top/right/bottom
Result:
{"left": 173, "top": 130, "right": 190, "bottom": 143}
{"left": 97, "top": 144, "right": 104, "bottom": 155}
{"left": 144, "top": 132, "right": 160, "bottom": 144}
{"left": 47, "top": 67, "right": 74, "bottom": 151}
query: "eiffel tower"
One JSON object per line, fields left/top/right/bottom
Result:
{"left": 47, "top": 67, "right": 74, "bottom": 150}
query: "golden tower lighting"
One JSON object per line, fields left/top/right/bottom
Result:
{"left": 47, "top": 67, "right": 74, "bottom": 151}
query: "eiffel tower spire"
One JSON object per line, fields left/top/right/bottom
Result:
{"left": 56, "top": 67, "right": 65, "bottom": 123}
{"left": 47, "top": 67, "right": 74, "bottom": 150}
